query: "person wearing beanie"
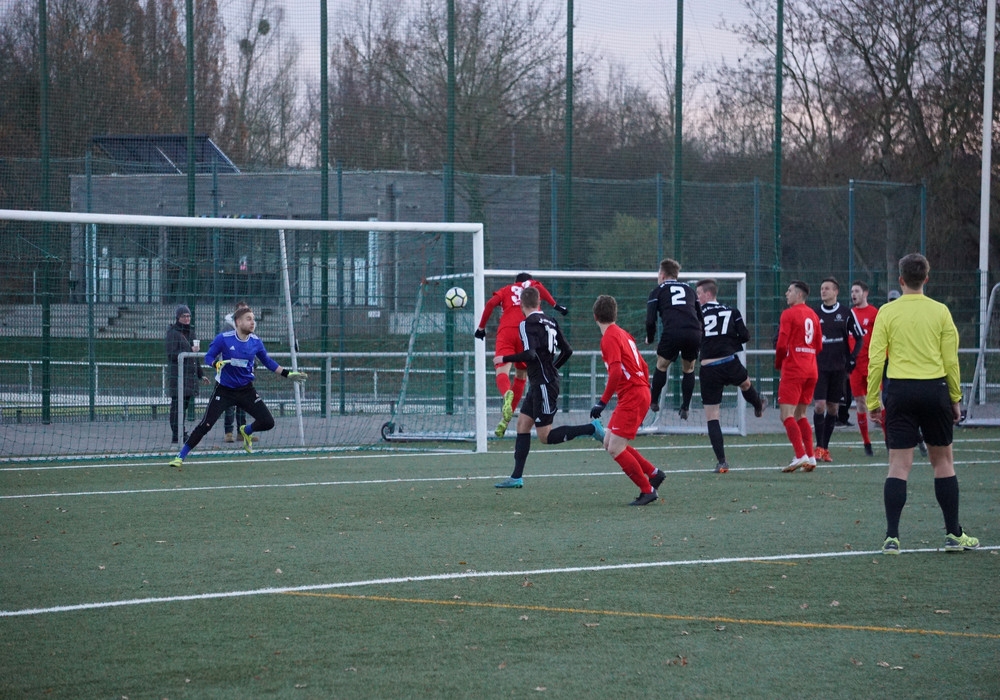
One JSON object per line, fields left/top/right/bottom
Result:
{"left": 165, "top": 305, "right": 208, "bottom": 443}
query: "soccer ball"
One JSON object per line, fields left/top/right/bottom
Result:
{"left": 445, "top": 286, "right": 468, "bottom": 309}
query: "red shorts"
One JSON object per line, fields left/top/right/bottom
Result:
{"left": 849, "top": 367, "right": 868, "bottom": 398}
{"left": 778, "top": 375, "right": 817, "bottom": 407}
{"left": 607, "top": 390, "right": 649, "bottom": 441}
{"left": 494, "top": 325, "right": 527, "bottom": 371}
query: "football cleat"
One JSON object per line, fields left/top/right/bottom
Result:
{"left": 168, "top": 456, "right": 183, "bottom": 469}
{"left": 882, "top": 537, "right": 901, "bottom": 555}
{"left": 678, "top": 407, "right": 689, "bottom": 420}
{"left": 494, "top": 419, "right": 509, "bottom": 438}
{"left": 782, "top": 455, "right": 810, "bottom": 473}
{"left": 649, "top": 469, "right": 666, "bottom": 490}
{"left": 802, "top": 455, "right": 817, "bottom": 472}
{"left": 501, "top": 390, "right": 515, "bottom": 422}
{"left": 754, "top": 401, "right": 764, "bottom": 418}
{"left": 917, "top": 440, "right": 928, "bottom": 456}
{"left": 863, "top": 442, "right": 874, "bottom": 457}
{"left": 239, "top": 425, "right": 254, "bottom": 454}
{"left": 629, "top": 491, "right": 658, "bottom": 506}
{"left": 494, "top": 477, "right": 523, "bottom": 489}
{"left": 714, "top": 462, "right": 730, "bottom": 474}
{"left": 944, "top": 532, "right": 980, "bottom": 551}
{"left": 590, "top": 419, "right": 606, "bottom": 442}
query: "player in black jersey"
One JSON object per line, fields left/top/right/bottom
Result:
{"left": 493, "top": 286, "right": 603, "bottom": 488}
{"left": 695, "top": 280, "right": 765, "bottom": 473}
{"left": 645, "top": 258, "right": 703, "bottom": 419}
{"left": 812, "top": 277, "right": 862, "bottom": 462}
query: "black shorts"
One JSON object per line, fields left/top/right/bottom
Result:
{"left": 883, "top": 378, "right": 954, "bottom": 449}
{"left": 699, "top": 356, "right": 749, "bottom": 406}
{"left": 520, "top": 382, "right": 559, "bottom": 428}
{"left": 814, "top": 368, "right": 846, "bottom": 404}
{"left": 657, "top": 330, "right": 701, "bottom": 364}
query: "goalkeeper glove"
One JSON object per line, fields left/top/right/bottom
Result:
{"left": 213, "top": 359, "right": 227, "bottom": 373}
{"left": 287, "top": 371, "right": 308, "bottom": 383}
{"left": 590, "top": 400, "right": 606, "bottom": 419}
{"left": 474, "top": 328, "right": 486, "bottom": 340}
{"left": 554, "top": 304, "right": 568, "bottom": 316}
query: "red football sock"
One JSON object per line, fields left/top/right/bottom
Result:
{"left": 512, "top": 376, "right": 526, "bottom": 408}
{"left": 627, "top": 445, "right": 657, "bottom": 477}
{"left": 797, "top": 417, "right": 814, "bottom": 457}
{"left": 495, "top": 373, "right": 511, "bottom": 396}
{"left": 783, "top": 416, "right": 805, "bottom": 457}
{"left": 615, "top": 451, "right": 652, "bottom": 492}
{"left": 857, "top": 413, "right": 870, "bottom": 443}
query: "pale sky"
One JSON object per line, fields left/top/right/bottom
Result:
{"left": 266, "top": 0, "right": 753, "bottom": 92}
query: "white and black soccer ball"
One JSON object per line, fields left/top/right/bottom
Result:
{"left": 444, "top": 286, "right": 468, "bottom": 309}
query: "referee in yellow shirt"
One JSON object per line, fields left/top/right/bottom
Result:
{"left": 867, "top": 253, "right": 979, "bottom": 555}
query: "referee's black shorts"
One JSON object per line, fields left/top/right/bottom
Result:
{"left": 882, "top": 377, "right": 954, "bottom": 449}
{"left": 699, "top": 357, "right": 749, "bottom": 406}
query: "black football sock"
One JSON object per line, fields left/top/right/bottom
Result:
{"left": 547, "top": 424, "right": 593, "bottom": 443}
{"left": 650, "top": 369, "right": 667, "bottom": 405}
{"left": 813, "top": 412, "right": 825, "bottom": 448}
{"left": 824, "top": 413, "right": 837, "bottom": 448}
{"left": 838, "top": 402, "right": 850, "bottom": 422}
{"left": 741, "top": 385, "right": 762, "bottom": 412}
{"left": 511, "top": 432, "right": 531, "bottom": 479}
{"left": 707, "top": 419, "right": 725, "bottom": 463}
{"left": 934, "top": 475, "right": 961, "bottom": 536}
{"left": 883, "top": 477, "right": 907, "bottom": 539}
{"left": 680, "top": 372, "right": 695, "bottom": 411}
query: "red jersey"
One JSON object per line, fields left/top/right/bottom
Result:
{"left": 775, "top": 303, "right": 822, "bottom": 379}
{"left": 848, "top": 304, "right": 879, "bottom": 367}
{"left": 599, "top": 323, "right": 649, "bottom": 404}
{"left": 477, "top": 280, "right": 557, "bottom": 330}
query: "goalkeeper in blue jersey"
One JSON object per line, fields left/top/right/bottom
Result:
{"left": 168, "top": 304, "right": 307, "bottom": 468}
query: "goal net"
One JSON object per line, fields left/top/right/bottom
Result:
{"left": 964, "top": 281, "right": 1000, "bottom": 425}
{"left": 0, "top": 208, "right": 487, "bottom": 460}
{"left": 385, "top": 269, "right": 749, "bottom": 442}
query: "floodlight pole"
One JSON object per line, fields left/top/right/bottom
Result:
{"left": 979, "top": 0, "right": 996, "bottom": 363}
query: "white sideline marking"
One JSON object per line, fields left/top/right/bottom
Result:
{"left": 2, "top": 435, "right": 998, "bottom": 472}
{"left": 1, "top": 457, "right": 994, "bottom": 501}
{"left": 3, "top": 546, "right": 996, "bottom": 618}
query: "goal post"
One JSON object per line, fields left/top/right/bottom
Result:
{"left": 0, "top": 208, "right": 487, "bottom": 459}
{"left": 964, "top": 281, "right": 1000, "bottom": 425}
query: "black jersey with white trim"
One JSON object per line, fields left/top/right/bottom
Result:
{"left": 645, "top": 280, "right": 703, "bottom": 344}
{"left": 814, "top": 302, "right": 862, "bottom": 371}
{"left": 502, "top": 311, "right": 572, "bottom": 388}
{"left": 699, "top": 301, "right": 750, "bottom": 358}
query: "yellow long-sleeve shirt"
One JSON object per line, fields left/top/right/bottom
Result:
{"left": 866, "top": 292, "right": 961, "bottom": 412}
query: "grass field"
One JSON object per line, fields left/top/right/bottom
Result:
{"left": 1, "top": 431, "right": 998, "bottom": 698}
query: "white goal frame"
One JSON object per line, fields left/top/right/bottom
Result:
{"left": 0, "top": 208, "right": 489, "bottom": 453}
{"left": 964, "top": 281, "right": 1000, "bottom": 425}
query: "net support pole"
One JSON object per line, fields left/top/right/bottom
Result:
{"left": 472, "top": 225, "right": 487, "bottom": 453}
{"left": 278, "top": 229, "right": 306, "bottom": 446}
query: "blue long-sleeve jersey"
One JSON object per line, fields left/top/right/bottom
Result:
{"left": 205, "top": 330, "right": 280, "bottom": 389}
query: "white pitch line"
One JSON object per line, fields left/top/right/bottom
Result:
{"left": 3, "top": 434, "right": 1000, "bottom": 472}
{"left": 1, "top": 458, "right": 995, "bottom": 501}
{"left": 3, "top": 545, "right": 997, "bottom": 618}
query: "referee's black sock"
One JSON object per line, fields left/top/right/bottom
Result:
{"left": 510, "top": 432, "right": 531, "bottom": 479}
{"left": 883, "top": 477, "right": 907, "bottom": 539}
{"left": 934, "top": 475, "right": 961, "bottom": 536}
{"left": 707, "top": 419, "right": 725, "bottom": 463}
{"left": 650, "top": 369, "right": 667, "bottom": 406}
{"left": 546, "top": 424, "right": 592, "bottom": 444}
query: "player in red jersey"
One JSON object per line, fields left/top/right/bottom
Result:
{"left": 475, "top": 273, "right": 567, "bottom": 437}
{"left": 775, "top": 281, "right": 823, "bottom": 472}
{"left": 847, "top": 281, "right": 882, "bottom": 456}
{"left": 589, "top": 295, "right": 667, "bottom": 506}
